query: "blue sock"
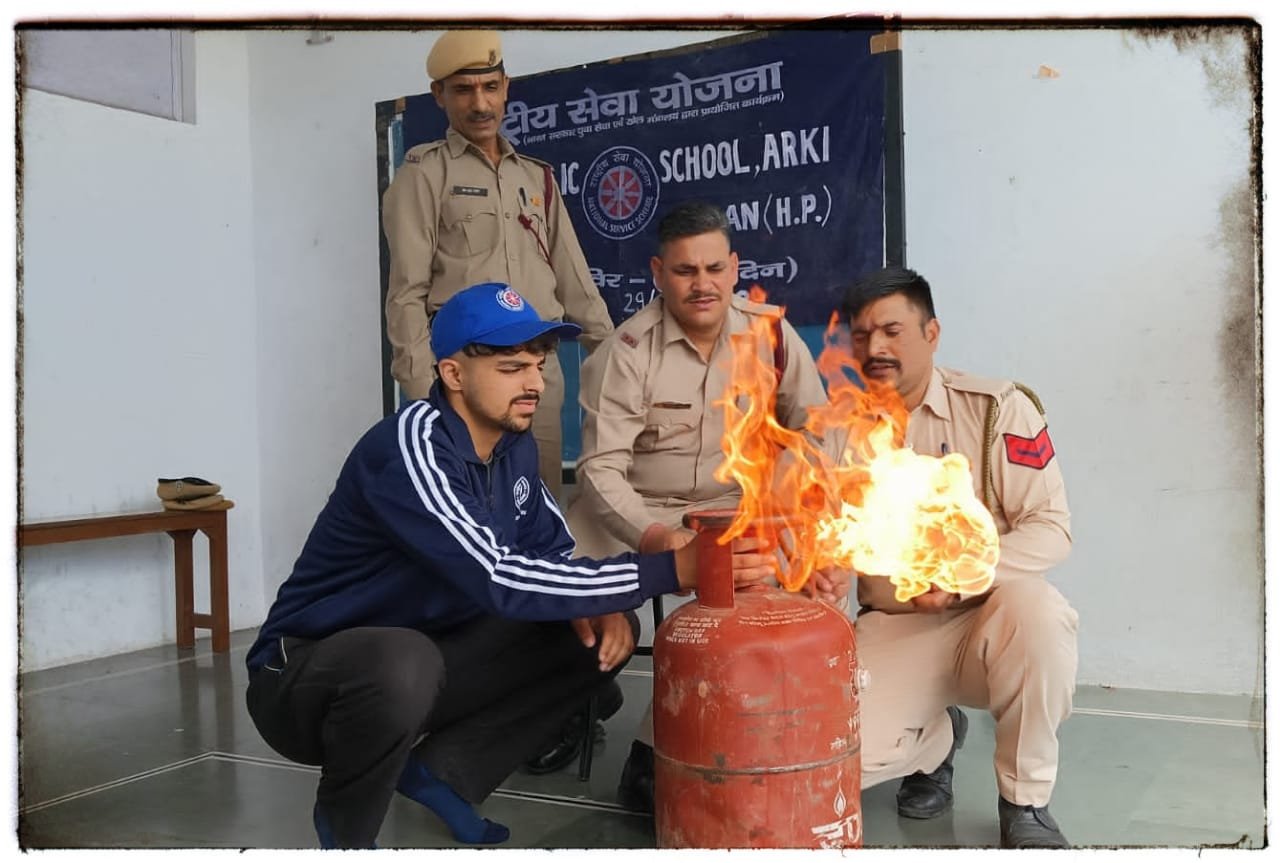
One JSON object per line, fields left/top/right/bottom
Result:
{"left": 313, "top": 801, "right": 377, "bottom": 850}
{"left": 396, "top": 757, "right": 510, "bottom": 845}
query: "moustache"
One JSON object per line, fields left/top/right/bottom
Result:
{"left": 685, "top": 293, "right": 718, "bottom": 303}
{"left": 510, "top": 394, "right": 541, "bottom": 407}
{"left": 467, "top": 112, "right": 496, "bottom": 123}
{"left": 862, "top": 358, "right": 900, "bottom": 371}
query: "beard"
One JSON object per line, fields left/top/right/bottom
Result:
{"left": 496, "top": 393, "right": 541, "bottom": 434}
{"left": 460, "top": 387, "right": 540, "bottom": 435}
{"left": 498, "top": 410, "right": 535, "bottom": 434}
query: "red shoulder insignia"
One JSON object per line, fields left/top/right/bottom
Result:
{"left": 1003, "top": 426, "right": 1055, "bottom": 469}
{"left": 620, "top": 332, "right": 639, "bottom": 348}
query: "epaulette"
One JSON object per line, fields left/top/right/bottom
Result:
{"left": 520, "top": 152, "right": 554, "bottom": 171}
{"left": 401, "top": 140, "right": 446, "bottom": 165}
{"left": 613, "top": 300, "right": 664, "bottom": 348}
{"left": 937, "top": 367, "right": 1016, "bottom": 400}
{"left": 731, "top": 292, "right": 783, "bottom": 318}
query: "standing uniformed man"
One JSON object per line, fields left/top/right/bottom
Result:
{"left": 832, "top": 265, "right": 1078, "bottom": 849}
{"left": 567, "top": 201, "right": 838, "bottom": 813}
{"left": 382, "top": 29, "right": 614, "bottom": 499}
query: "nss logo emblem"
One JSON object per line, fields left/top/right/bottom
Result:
{"left": 496, "top": 286, "right": 526, "bottom": 311}
{"left": 581, "top": 146, "right": 661, "bottom": 241}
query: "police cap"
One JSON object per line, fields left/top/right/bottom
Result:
{"left": 426, "top": 30, "right": 505, "bottom": 81}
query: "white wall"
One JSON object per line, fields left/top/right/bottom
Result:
{"left": 19, "top": 26, "right": 1262, "bottom": 696}
{"left": 901, "top": 27, "right": 1260, "bottom": 694}
{"left": 20, "top": 32, "right": 264, "bottom": 668}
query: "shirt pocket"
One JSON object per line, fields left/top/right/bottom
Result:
{"left": 634, "top": 405, "right": 699, "bottom": 454}
{"left": 440, "top": 193, "right": 501, "bottom": 257}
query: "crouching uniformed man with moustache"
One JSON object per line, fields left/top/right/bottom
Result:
{"left": 830, "top": 265, "right": 1078, "bottom": 849}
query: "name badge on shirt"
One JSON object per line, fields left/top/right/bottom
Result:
{"left": 451, "top": 185, "right": 489, "bottom": 197}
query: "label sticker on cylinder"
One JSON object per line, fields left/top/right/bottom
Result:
{"left": 738, "top": 605, "right": 827, "bottom": 627}
{"left": 666, "top": 616, "right": 721, "bottom": 645}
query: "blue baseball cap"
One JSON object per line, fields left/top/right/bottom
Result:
{"left": 431, "top": 282, "right": 582, "bottom": 360}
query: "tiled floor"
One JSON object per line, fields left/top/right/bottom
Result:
{"left": 17, "top": 629, "right": 1266, "bottom": 850}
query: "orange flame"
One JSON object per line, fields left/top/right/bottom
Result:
{"left": 714, "top": 287, "right": 998, "bottom": 601}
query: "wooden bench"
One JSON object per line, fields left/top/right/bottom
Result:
{"left": 18, "top": 507, "right": 231, "bottom": 653}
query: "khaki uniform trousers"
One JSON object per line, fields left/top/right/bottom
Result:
{"left": 567, "top": 490, "right": 742, "bottom": 747}
{"left": 856, "top": 577, "right": 1078, "bottom": 807}
{"left": 532, "top": 352, "right": 566, "bottom": 500}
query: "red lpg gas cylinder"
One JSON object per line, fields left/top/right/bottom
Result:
{"left": 653, "top": 510, "right": 861, "bottom": 849}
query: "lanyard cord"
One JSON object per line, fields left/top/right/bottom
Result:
{"left": 517, "top": 212, "right": 553, "bottom": 267}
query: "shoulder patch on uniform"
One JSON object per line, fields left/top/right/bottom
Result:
{"left": 521, "top": 153, "right": 553, "bottom": 171}
{"left": 1003, "top": 426, "right": 1056, "bottom": 470}
{"left": 620, "top": 332, "right": 639, "bottom": 348}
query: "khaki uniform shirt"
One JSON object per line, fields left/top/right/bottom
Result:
{"left": 382, "top": 128, "right": 614, "bottom": 398}
{"left": 837, "top": 366, "right": 1072, "bottom": 613}
{"left": 571, "top": 294, "right": 829, "bottom": 552}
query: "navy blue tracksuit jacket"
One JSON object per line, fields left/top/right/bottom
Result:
{"left": 247, "top": 383, "right": 677, "bottom": 672}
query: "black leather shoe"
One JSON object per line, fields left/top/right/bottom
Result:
{"left": 523, "top": 681, "right": 624, "bottom": 775}
{"left": 522, "top": 724, "right": 589, "bottom": 775}
{"left": 998, "top": 796, "right": 1069, "bottom": 848}
{"left": 896, "top": 706, "right": 969, "bottom": 819}
{"left": 616, "top": 740, "right": 655, "bottom": 814}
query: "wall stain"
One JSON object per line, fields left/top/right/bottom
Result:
{"left": 1214, "top": 177, "right": 1261, "bottom": 426}
{"left": 1129, "top": 23, "right": 1259, "bottom": 112}
{"left": 1217, "top": 169, "right": 1267, "bottom": 698}
{"left": 1129, "top": 22, "right": 1263, "bottom": 695}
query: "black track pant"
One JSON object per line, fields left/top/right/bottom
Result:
{"left": 246, "top": 613, "right": 638, "bottom": 847}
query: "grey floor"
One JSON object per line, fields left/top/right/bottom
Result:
{"left": 17, "top": 628, "right": 1266, "bottom": 851}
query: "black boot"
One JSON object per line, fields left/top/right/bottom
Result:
{"left": 616, "top": 740, "right": 655, "bottom": 814}
{"left": 523, "top": 680, "right": 624, "bottom": 775}
{"left": 998, "top": 796, "right": 1069, "bottom": 848}
{"left": 896, "top": 706, "right": 968, "bottom": 819}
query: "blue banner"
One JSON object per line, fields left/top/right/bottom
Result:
{"left": 396, "top": 29, "right": 888, "bottom": 328}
